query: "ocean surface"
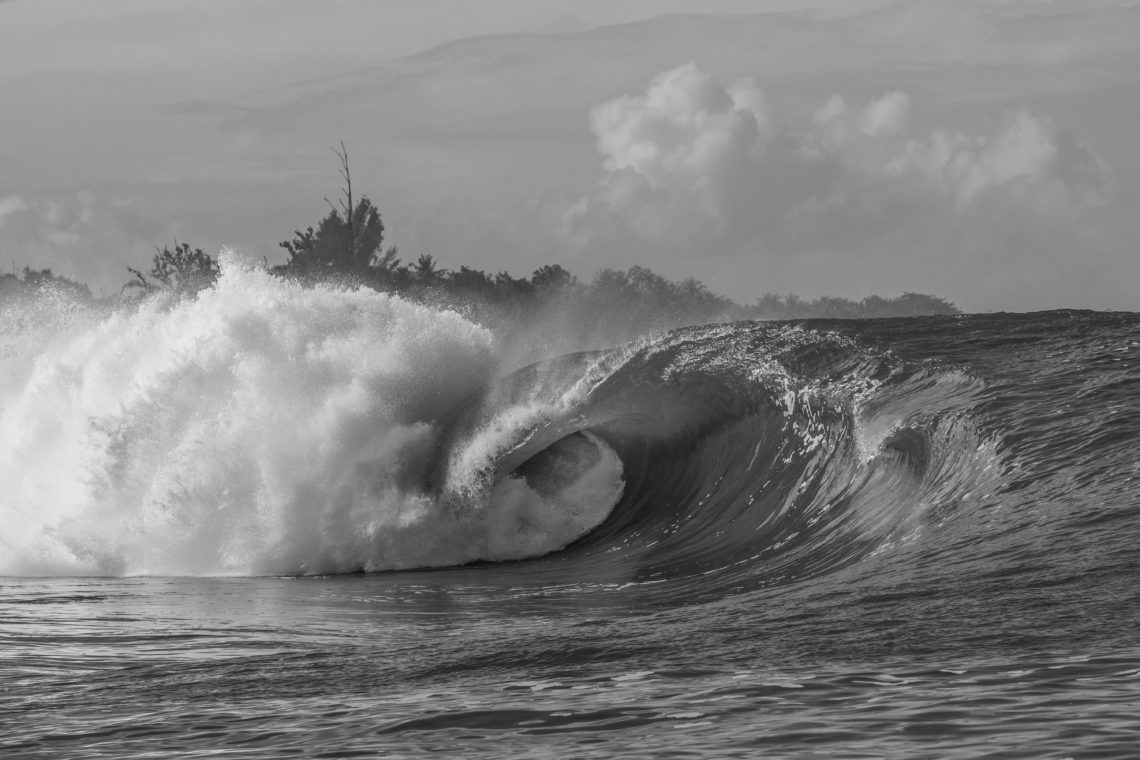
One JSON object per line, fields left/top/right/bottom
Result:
{"left": 2, "top": 268, "right": 1139, "bottom": 758}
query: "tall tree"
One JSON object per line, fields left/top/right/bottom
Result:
{"left": 277, "top": 142, "right": 385, "bottom": 280}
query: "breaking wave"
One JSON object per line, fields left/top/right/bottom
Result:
{"left": 0, "top": 263, "right": 621, "bottom": 575}
{"left": 7, "top": 262, "right": 1122, "bottom": 593}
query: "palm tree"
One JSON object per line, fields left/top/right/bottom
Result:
{"left": 412, "top": 254, "right": 447, "bottom": 287}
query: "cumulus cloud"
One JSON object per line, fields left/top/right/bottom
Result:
{"left": 802, "top": 91, "right": 1113, "bottom": 215}
{"left": 565, "top": 64, "right": 1120, "bottom": 264}
{"left": 563, "top": 63, "right": 772, "bottom": 242}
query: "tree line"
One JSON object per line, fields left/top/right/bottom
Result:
{"left": 2, "top": 144, "right": 959, "bottom": 341}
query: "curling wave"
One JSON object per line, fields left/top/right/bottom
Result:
{"left": 445, "top": 320, "right": 1006, "bottom": 600}
{"left": 2, "top": 264, "right": 1079, "bottom": 588}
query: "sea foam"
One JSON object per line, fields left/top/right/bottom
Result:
{"left": 0, "top": 260, "right": 621, "bottom": 576}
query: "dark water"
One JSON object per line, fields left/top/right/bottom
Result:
{"left": 4, "top": 309, "right": 1140, "bottom": 758}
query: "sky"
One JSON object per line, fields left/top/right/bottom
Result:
{"left": 1, "top": 0, "right": 1138, "bottom": 311}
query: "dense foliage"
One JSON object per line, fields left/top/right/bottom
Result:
{"left": 2, "top": 147, "right": 960, "bottom": 340}
{"left": 125, "top": 241, "right": 220, "bottom": 297}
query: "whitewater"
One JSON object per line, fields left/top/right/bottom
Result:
{"left": 2, "top": 263, "right": 1139, "bottom": 758}
{"left": 0, "top": 263, "right": 623, "bottom": 577}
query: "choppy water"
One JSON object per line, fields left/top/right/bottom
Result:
{"left": 3, "top": 268, "right": 1139, "bottom": 757}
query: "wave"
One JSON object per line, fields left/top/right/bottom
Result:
{"left": 0, "top": 264, "right": 1020, "bottom": 581}
{"left": 476, "top": 324, "right": 1006, "bottom": 596}
{"left": 0, "top": 263, "right": 605, "bottom": 575}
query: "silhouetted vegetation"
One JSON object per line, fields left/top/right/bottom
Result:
{"left": 125, "top": 241, "right": 219, "bottom": 297}
{"left": 254, "top": 146, "right": 960, "bottom": 342}
{"left": 752, "top": 291, "right": 960, "bottom": 320}
{"left": 5, "top": 144, "right": 961, "bottom": 337}
{"left": 274, "top": 143, "right": 397, "bottom": 283}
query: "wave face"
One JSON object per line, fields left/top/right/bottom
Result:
{"left": 3, "top": 270, "right": 1138, "bottom": 599}
{"left": 438, "top": 308, "right": 1138, "bottom": 606}
{"left": 469, "top": 320, "right": 1010, "bottom": 598}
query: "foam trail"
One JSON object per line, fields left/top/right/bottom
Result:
{"left": 0, "top": 260, "right": 622, "bottom": 577}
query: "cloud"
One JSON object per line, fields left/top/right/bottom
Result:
{"left": 563, "top": 65, "right": 1121, "bottom": 273}
{"left": 803, "top": 91, "right": 1113, "bottom": 211}
{"left": 563, "top": 63, "right": 772, "bottom": 243}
